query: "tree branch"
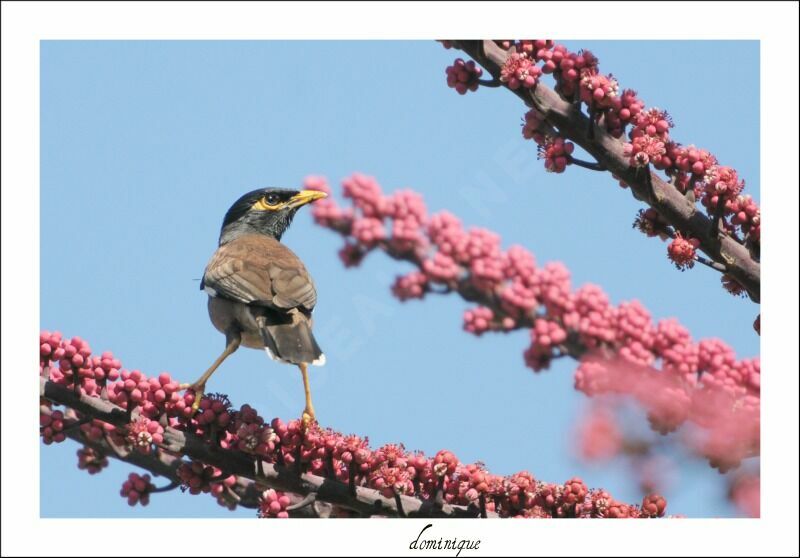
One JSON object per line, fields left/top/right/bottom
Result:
{"left": 568, "top": 155, "right": 606, "bottom": 171}
{"left": 41, "top": 404, "right": 264, "bottom": 509}
{"left": 40, "top": 378, "right": 491, "bottom": 518}
{"left": 455, "top": 40, "right": 760, "bottom": 303}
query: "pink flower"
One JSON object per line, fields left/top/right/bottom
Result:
{"left": 500, "top": 52, "right": 541, "bottom": 90}
{"left": 561, "top": 477, "right": 589, "bottom": 509}
{"left": 531, "top": 318, "right": 567, "bottom": 347}
{"left": 342, "top": 173, "right": 385, "bottom": 217}
{"left": 729, "top": 474, "right": 759, "bottom": 518}
{"left": 120, "top": 473, "right": 155, "bottom": 506}
{"left": 667, "top": 234, "right": 700, "bottom": 270}
{"left": 576, "top": 406, "right": 622, "bottom": 461}
{"left": 463, "top": 306, "right": 495, "bottom": 335}
{"left": 392, "top": 271, "right": 428, "bottom": 301}
{"left": 422, "top": 252, "right": 460, "bottom": 283}
{"left": 351, "top": 217, "right": 386, "bottom": 246}
{"left": 500, "top": 279, "right": 538, "bottom": 315}
{"left": 632, "top": 208, "right": 669, "bottom": 239}
{"left": 625, "top": 135, "right": 666, "bottom": 168}
{"left": 108, "top": 369, "right": 150, "bottom": 410}
{"left": 580, "top": 70, "right": 619, "bottom": 109}
{"left": 573, "top": 360, "right": 613, "bottom": 396}
{"left": 77, "top": 446, "right": 109, "bottom": 475}
{"left": 726, "top": 194, "right": 760, "bottom": 242}
{"left": 433, "top": 450, "right": 458, "bottom": 477}
{"left": 537, "top": 136, "right": 574, "bottom": 173}
{"left": 126, "top": 417, "right": 164, "bottom": 454}
{"left": 258, "top": 489, "right": 291, "bottom": 518}
{"left": 40, "top": 409, "right": 66, "bottom": 445}
{"left": 521, "top": 109, "right": 546, "bottom": 144}
{"left": 446, "top": 58, "right": 483, "bottom": 95}
{"left": 641, "top": 493, "right": 667, "bottom": 518}
{"left": 631, "top": 107, "right": 673, "bottom": 140}
{"left": 674, "top": 145, "right": 717, "bottom": 176}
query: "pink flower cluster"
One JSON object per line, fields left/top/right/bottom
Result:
{"left": 580, "top": 70, "right": 619, "bottom": 109}
{"left": 500, "top": 52, "right": 541, "bottom": 90}
{"left": 40, "top": 332, "right": 119, "bottom": 396}
{"left": 121, "top": 473, "right": 155, "bottom": 507}
{"left": 392, "top": 271, "right": 428, "bottom": 301}
{"left": 303, "top": 176, "right": 354, "bottom": 230}
{"left": 77, "top": 446, "right": 109, "bottom": 475}
{"left": 107, "top": 369, "right": 149, "bottom": 409}
{"left": 575, "top": 404, "right": 622, "bottom": 461}
{"left": 229, "top": 404, "right": 279, "bottom": 456}
{"left": 193, "top": 392, "right": 234, "bottom": 430}
{"left": 126, "top": 417, "right": 164, "bottom": 455}
{"left": 726, "top": 194, "right": 760, "bottom": 243}
{"left": 445, "top": 58, "right": 483, "bottom": 95}
{"left": 522, "top": 116, "right": 575, "bottom": 174}
{"left": 521, "top": 109, "right": 546, "bottom": 144}
{"left": 537, "top": 44, "right": 599, "bottom": 99}
{"left": 633, "top": 208, "right": 670, "bottom": 239}
{"left": 258, "top": 489, "right": 291, "bottom": 518}
{"left": 721, "top": 273, "right": 747, "bottom": 298}
{"left": 728, "top": 473, "right": 759, "bottom": 518}
{"left": 667, "top": 234, "right": 701, "bottom": 270}
{"left": 517, "top": 40, "right": 554, "bottom": 57}
{"left": 79, "top": 418, "right": 115, "bottom": 443}
{"left": 40, "top": 330, "right": 661, "bottom": 518}
{"left": 625, "top": 135, "right": 666, "bottom": 168}
{"left": 140, "top": 373, "right": 184, "bottom": 418}
{"left": 603, "top": 89, "right": 645, "bottom": 138}
{"left": 574, "top": 353, "right": 759, "bottom": 471}
{"left": 40, "top": 408, "right": 66, "bottom": 444}
{"left": 310, "top": 177, "right": 759, "bottom": 471}
{"left": 177, "top": 461, "right": 237, "bottom": 498}
{"left": 538, "top": 136, "right": 574, "bottom": 173}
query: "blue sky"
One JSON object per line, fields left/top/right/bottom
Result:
{"left": 40, "top": 40, "right": 759, "bottom": 518}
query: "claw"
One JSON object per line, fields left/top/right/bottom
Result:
{"left": 179, "top": 382, "right": 205, "bottom": 414}
{"left": 301, "top": 408, "right": 316, "bottom": 431}
{"left": 191, "top": 390, "right": 205, "bottom": 413}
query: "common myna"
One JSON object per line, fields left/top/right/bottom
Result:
{"left": 182, "top": 188, "right": 327, "bottom": 424}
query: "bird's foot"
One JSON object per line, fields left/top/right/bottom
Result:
{"left": 301, "top": 406, "right": 316, "bottom": 431}
{"left": 179, "top": 382, "right": 206, "bottom": 413}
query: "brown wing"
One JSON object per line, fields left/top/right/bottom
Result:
{"left": 201, "top": 234, "right": 317, "bottom": 311}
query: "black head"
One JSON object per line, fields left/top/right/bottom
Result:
{"left": 218, "top": 187, "right": 327, "bottom": 245}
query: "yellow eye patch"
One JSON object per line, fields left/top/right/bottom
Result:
{"left": 252, "top": 197, "right": 284, "bottom": 211}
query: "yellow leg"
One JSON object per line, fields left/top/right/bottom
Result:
{"left": 181, "top": 333, "right": 240, "bottom": 412}
{"left": 299, "top": 362, "right": 316, "bottom": 427}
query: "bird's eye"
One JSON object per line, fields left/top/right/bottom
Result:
{"left": 252, "top": 193, "right": 283, "bottom": 212}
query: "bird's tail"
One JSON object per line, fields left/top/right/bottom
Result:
{"left": 259, "top": 320, "right": 325, "bottom": 366}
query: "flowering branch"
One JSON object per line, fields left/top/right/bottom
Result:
{"left": 41, "top": 377, "right": 482, "bottom": 517}
{"left": 446, "top": 40, "right": 760, "bottom": 303}
{"left": 42, "top": 403, "right": 264, "bottom": 508}
{"left": 40, "top": 332, "right": 669, "bottom": 519}
{"left": 307, "top": 174, "right": 760, "bottom": 472}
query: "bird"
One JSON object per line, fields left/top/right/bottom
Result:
{"left": 181, "top": 187, "right": 328, "bottom": 425}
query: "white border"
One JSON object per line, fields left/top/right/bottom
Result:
{"left": 2, "top": 1, "right": 798, "bottom": 557}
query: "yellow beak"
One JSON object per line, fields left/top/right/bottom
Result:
{"left": 287, "top": 189, "right": 328, "bottom": 209}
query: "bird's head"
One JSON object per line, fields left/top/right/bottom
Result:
{"left": 218, "top": 187, "right": 327, "bottom": 244}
